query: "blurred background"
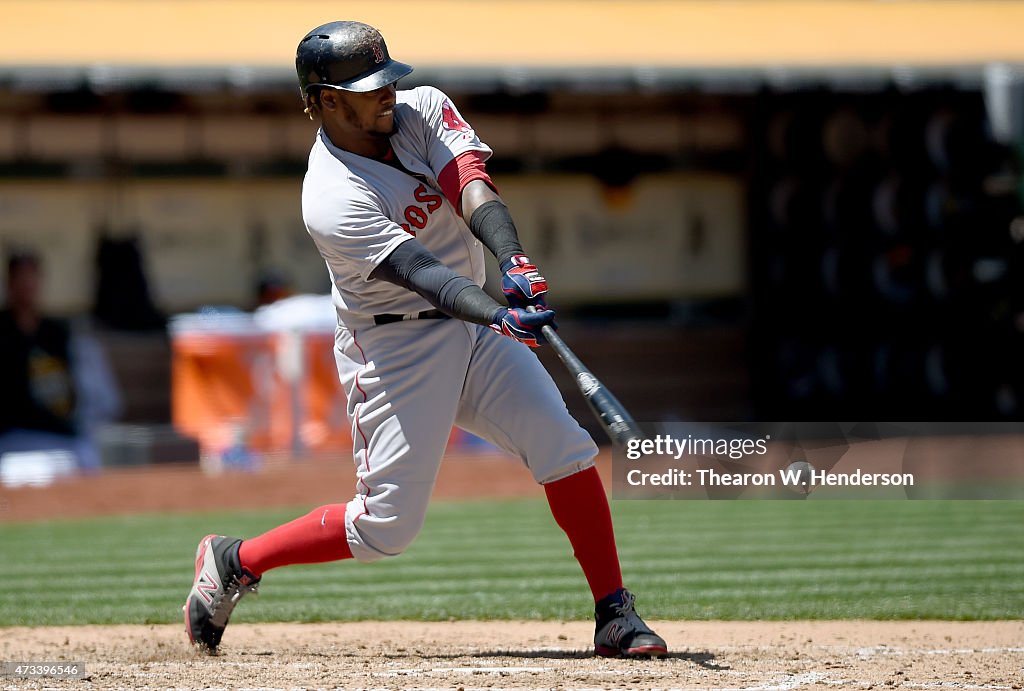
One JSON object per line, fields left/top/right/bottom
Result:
{"left": 0, "top": 0, "right": 1022, "bottom": 480}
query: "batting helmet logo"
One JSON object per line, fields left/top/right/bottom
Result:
{"left": 295, "top": 21, "right": 413, "bottom": 95}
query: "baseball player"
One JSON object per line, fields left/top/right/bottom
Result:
{"left": 184, "top": 20, "right": 667, "bottom": 659}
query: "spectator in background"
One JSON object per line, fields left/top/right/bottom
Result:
{"left": 255, "top": 269, "right": 294, "bottom": 308}
{"left": 0, "top": 250, "right": 122, "bottom": 473}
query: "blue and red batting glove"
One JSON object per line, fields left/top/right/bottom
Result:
{"left": 500, "top": 255, "right": 548, "bottom": 308}
{"left": 490, "top": 306, "right": 556, "bottom": 348}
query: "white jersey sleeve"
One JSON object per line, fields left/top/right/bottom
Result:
{"left": 303, "top": 178, "right": 412, "bottom": 283}
{"left": 404, "top": 86, "right": 492, "bottom": 179}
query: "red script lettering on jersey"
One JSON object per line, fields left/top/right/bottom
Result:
{"left": 398, "top": 183, "right": 444, "bottom": 235}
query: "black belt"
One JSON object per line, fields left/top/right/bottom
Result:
{"left": 373, "top": 309, "right": 448, "bottom": 325}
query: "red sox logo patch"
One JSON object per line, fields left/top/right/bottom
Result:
{"left": 372, "top": 40, "right": 385, "bottom": 64}
{"left": 441, "top": 100, "right": 472, "bottom": 133}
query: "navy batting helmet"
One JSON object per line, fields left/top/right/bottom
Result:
{"left": 296, "top": 21, "right": 413, "bottom": 97}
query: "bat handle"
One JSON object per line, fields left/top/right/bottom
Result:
{"left": 524, "top": 306, "right": 644, "bottom": 447}
{"left": 524, "top": 305, "right": 560, "bottom": 344}
{"left": 524, "top": 305, "right": 584, "bottom": 371}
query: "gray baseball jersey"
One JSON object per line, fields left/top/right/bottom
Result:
{"left": 301, "top": 86, "right": 597, "bottom": 563}
{"left": 302, "top": 86, "right": 491, "bottom": 326}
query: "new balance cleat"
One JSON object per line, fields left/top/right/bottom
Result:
{"left": 594, "top": 588, "right": 668, "bottom": 658}
{"left": 183, "top": 534, "right": 260, "bottom": 654}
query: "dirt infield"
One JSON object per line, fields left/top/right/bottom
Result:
{"left": 1, "top": 621, "right": 1021, "bottom": 690}
{"left": 0, "top": 450, "right": 585, "bottom": 522}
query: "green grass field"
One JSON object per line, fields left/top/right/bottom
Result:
{"left": 1, "top": 500, "right": 1022, "bottom": 626}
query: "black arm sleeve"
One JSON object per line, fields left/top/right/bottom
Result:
{"left": 371, "top": 239, "right": 505, "bottom": 325}
{"left": 467, "top": 200, "right": 525, "bottom": 266}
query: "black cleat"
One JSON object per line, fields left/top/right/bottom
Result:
{"left": 183, "top": 535, "right": 260, "bottom": 654}
{"left": 594, "top": 588, "right": 668, "bottom": 658}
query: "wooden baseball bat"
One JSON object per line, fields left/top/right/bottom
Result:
{"left": 527, "top": 307, "right": 645, "bottom": 449}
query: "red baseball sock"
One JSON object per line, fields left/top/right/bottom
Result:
{"left": 544, "top": 466, "right": 623, "bottom": 603}
{"left": 238, "top": 504, "right": 353, "bottom": 577}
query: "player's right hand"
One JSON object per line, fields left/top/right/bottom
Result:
{"left": 500, "top": 255, "right": 548, "bottom": 308}
{"left": 490, "top": 306, "right": 556, "bottom": 348}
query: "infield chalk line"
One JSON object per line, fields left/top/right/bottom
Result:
{"left": 720, "top": 672, "right": 828, "bottom": 691}
{"left": 902, "top": 684, "right": 1016, "bottom": 690}
{"left": 372, "top": 665, "right": 556, "bottom": 676}
{"left": 856, "top": 646, "right": 1024, "bottom": 658}
{"left": 367, "top": 669, "right": 833, "bottom": 690}
{"left": 922, "top": 647, "right": 1024, "bottom": 655}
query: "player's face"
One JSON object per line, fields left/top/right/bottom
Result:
{"left": 330, "top": 84, "right": 397, "bottom": 138}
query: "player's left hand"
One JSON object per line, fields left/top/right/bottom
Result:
{"left": 500, "top": 255, "right": 548, "bottom": 308}
{"left": 490, "top": 306, "right": 556, "bottom": 348}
